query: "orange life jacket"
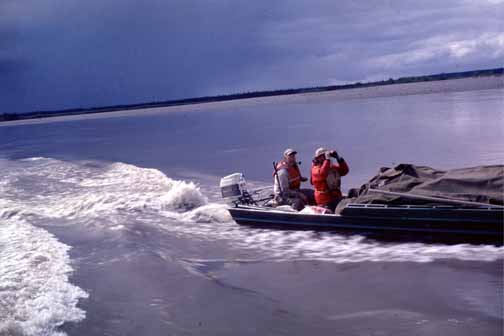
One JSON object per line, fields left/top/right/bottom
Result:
{"left": 274, "top": 160, "right": 302, "bottom": 190}
{"left": 311, "top": 159, "right": 349, "bottom": 205}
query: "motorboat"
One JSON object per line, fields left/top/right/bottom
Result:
{"left": 220, "top": 165, "right": 504, "bottom": 243}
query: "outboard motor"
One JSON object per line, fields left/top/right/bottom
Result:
{"left": 220, "top": 173, "right": 255, "bottom": 205}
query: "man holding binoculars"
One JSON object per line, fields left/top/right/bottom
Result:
{"left": 310, "top": 147, "right": 350, "bottom": 212}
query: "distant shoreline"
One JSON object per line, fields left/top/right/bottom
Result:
{"left": 1, "top": 67, "right": 502, "bottom": 124}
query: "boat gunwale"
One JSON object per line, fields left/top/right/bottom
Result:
{"left": 230, "top": 203, "right": 504, "bottom": 217}
{"left": 227, "top": 204, "right": 503, "bottom": 238}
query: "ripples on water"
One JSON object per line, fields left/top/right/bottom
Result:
{"left": 1, "top": 156, "right": 502, "bottom": 335}
{"left": 0, "top": 217, "right": 88, "bottom": 335}
{"left": 2, "top": 158, "right": 502, "bottom": 264}
{"left": 1, "top": 85, "right": 503, "bottom": 335}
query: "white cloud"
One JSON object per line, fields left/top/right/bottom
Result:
{"left": 448, "top": 33, "right": 504, "bottom": 58}
{"left": 3, "top": 0, "right": 504, "bottom": 112}
{"left": 370, "top": 32, "right": 504, "bottom": 69}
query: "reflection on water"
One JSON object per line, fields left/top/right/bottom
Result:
{"left": 0, "top": 83, "right": 503, "bottom": 336}
{"left": 1, "top": 88, "right": 503, "bottom": 189}
{"left": 1, "top": 157, "right": 502, "bottom": 265}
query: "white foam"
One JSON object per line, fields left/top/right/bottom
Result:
{"left": 235, "top": 232, "right": 504, "bottom": 263}
{"left": 0, "top": 159, "right": 209, "bottom": 225}
{"left": 180, "top": 203, "right": 232, "bottom": 223}
{"left": 0, "top": 219, "right": 88, "bottom": 336}
{"left": 158, "top": 180, "right": 208, "bottom": 211}
{"left": 1, "top": 157, "right": 502, "bottom": 266}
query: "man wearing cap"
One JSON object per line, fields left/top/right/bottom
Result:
{"left": 273, "top": 148, "right": 312, "bottom": 210}
{"left": 311, "top": 147, "right": 349, "bottom": 212}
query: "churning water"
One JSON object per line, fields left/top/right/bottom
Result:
{"left": 1, "top": 79, "right": 503, "bottom": 335}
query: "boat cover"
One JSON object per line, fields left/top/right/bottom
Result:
{"left": 338, "top": 164, "right": 504, "bottom": 211}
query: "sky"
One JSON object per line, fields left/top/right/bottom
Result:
{"left": 1, "top": 0, "right": 503, "bottom": 113}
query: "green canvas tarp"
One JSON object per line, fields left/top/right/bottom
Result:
{"left": 340, "top": 164, "right": 504, "bottom": 211}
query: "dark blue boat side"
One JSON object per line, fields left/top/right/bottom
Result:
{"left": 228, "top": 204, "right": 503, "bottom": 243}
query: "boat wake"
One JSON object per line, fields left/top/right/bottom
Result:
{"left": 0, "top": 217, "right": 88, "bottom": 336}
{"left": 1, "top": 157, "right": 503, "bottom": 264}
{"left": 0, "top": 157, "right": 211, "bottom": 225}
{"left": 1, "top": 157, "right": 503, "bottom": 332}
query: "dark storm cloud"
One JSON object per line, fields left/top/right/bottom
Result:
{"left": 1, "top": 0, "right": 502, "bottom": 113}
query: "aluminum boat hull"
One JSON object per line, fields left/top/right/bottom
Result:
{"left": 228, "top": 204, "right": 503, "bottom": 243}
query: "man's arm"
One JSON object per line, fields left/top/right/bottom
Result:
{"left": 274, "top": 169, "right": 290, "bottom": 194}
{"left": 277, "top": 169, "right": 306, "bottom": 201}
{"left": 337, "top": 159, "right": 349, "bottom": 176}
{"left": 333, "top": 159, "right": 349, "bottom": 176}
{"left": 329, "top": 151, "right": 349, "bottom": 176}
{"left": 319, "top": 157, "right": 331, "bottom": 178}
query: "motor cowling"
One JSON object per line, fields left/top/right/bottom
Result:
{"left": 220, "top": 173, "right": 248, "bottom": 201}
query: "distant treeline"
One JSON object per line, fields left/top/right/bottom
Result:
{"left": 2, "top": 67, "right": 502, "bottom": 123}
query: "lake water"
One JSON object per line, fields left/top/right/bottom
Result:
{"left": 0, "top": 79, "right": 503, "bottom": 335}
